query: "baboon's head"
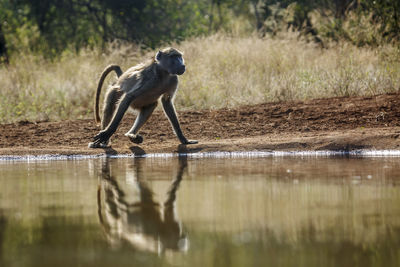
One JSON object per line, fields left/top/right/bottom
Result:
{"left": 155, "top": 48, "right": 185, "bottom": 75}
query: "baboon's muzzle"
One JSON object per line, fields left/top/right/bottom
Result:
{"left": 176, "top": 65, "right": 185, "bottom": 75}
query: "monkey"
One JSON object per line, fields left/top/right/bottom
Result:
{"left": 88, "top": 47, "right": 198, "bottom": 148}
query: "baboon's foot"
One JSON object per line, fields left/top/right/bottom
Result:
{"left": 125, "top": 133, "right": 143, "bottom": 144}
{"left": 88, "top": 141, "right": 110, "bottom": 148}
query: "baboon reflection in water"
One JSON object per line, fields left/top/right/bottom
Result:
{"left": 97, "top": 158, "right": 188, "bottom": 254}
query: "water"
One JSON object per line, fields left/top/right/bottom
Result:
{"left": 1, "top": 156, "right": 400, "bottom": 267}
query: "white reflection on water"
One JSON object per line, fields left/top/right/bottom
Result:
{"left": 1, "top": 149, "right": 400, "bottom": 161}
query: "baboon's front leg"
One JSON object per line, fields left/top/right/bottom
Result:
{"left": 125, "top": 103, "right": 157, "bottom": 144}
{"left": 92, "top": 93, "right": 133, "bottom": 146}
{"left": 161, "top": 96, "right": 198, "bottom": 145}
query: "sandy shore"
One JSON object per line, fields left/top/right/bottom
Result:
{"left": 1, "top": 93, "right": 400, "bottom": 157}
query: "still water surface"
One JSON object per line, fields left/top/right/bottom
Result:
{"left": 1, "top": 156, "right": 400, "bottom": 267}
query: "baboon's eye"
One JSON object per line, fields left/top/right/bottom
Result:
{"left": 175, "top": 56, "right": 183, "bottom": 65}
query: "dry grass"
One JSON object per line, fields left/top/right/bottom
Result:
{"left": 0, "top": 43, "right": 142, "bottom": 123}
{"left": 0, "top": 33, "right": 399, "bottom": 123}
{"left": 177, "top": 33, "right": 400, "bottom": 109}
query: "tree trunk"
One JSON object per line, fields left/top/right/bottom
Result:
{"left": 252, "top": 0, "right": 263, "bottom": 31}
{"left": 0, "top": 23, "right": 9, "bottom": 64}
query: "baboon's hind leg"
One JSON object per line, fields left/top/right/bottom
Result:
{"left": 101, "top": 87, "right": 122, "bottom": 130}
{"left": 88, "top": 87, "right": 121, "bottom": 148}
{"left": 125, "top": 102, "right": 157, "bottom": 144}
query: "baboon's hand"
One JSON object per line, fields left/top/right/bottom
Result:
{"left": 93, "top": 130, "right": 112, "bottom": 145}
{"left": 182, "top": 139, "right": 198, "bottom": 145}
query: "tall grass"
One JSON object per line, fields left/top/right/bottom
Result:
{"left": 0, "top": 43, "right": 144, "bottom": 123}
{"left": 0, "top": 33, "right": 399, "bottom": 123}
{"left": 178, "top": 33, "right": 400, "bottom": 109}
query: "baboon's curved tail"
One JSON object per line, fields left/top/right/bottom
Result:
{"left": 95, "top": 64, "right": 123, "bottom": 124}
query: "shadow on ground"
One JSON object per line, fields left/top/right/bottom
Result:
{"left": 129, "top": 146, "right": 146, "bottom": 156}
{"left": 176, "top": 144, "right": 204, "bottom": 154}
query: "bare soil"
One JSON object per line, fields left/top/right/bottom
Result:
{"left": 1, "top": 93, "right": 400, "bottom": 157}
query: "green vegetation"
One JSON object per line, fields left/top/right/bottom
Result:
{"left": 0, "top": 0, "right": 399, "bottom": 123}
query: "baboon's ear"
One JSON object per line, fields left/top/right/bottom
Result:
{"left": 155, "top": 51, "right": 163, "bottom": 61}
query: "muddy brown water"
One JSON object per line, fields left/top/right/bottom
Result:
{"left": 1, "top": 156, "right": 400, "bottom": 267}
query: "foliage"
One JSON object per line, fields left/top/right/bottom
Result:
{"left": 260, "top": 0, "right": 400, "bottom": 46}
{"left": 0, "top": 0, "right": 213, "bottom": 58}
{"left": 1, "top": 0, "right": 399, "bottom": 60}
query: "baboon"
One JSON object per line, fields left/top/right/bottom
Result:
{"left": 89, "top": 47, "right": 198, "bottom": 148}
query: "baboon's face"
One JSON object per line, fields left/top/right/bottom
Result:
{"left": 156, "top": 49, "right": 186, "bottom": 75}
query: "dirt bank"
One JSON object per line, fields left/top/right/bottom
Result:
{"left": 1, "top": 93, "right": 400, "bottom": 156}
